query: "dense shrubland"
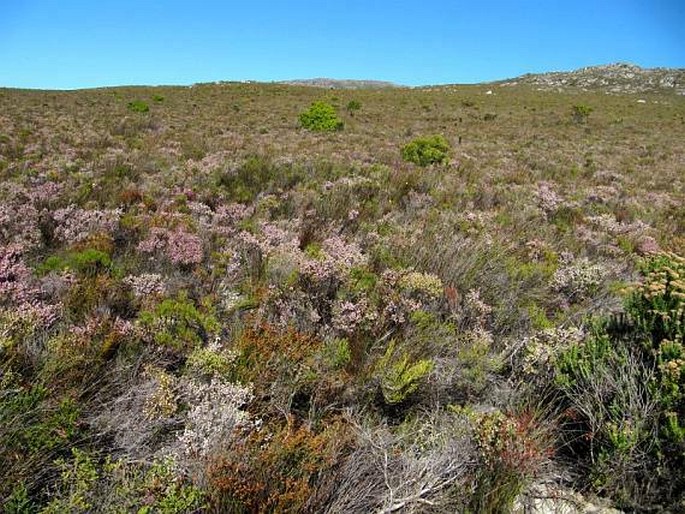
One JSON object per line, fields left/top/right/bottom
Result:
{"left": 0, "top": 81, "right": 683, "bottom": 512}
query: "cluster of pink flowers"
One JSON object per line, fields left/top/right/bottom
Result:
{"left": 0, "top": 243, "right": 60, "bottom": 327}
{"left": 551, "top": 256, "right": 604, "bottom": 302}
{"left": 463, "top": 289, "right": 493, "bottom": 329}
{"left": 0, "top": 243, "right": 33, "bottom": 304}
{"left": 71, "top": 315, "right": 107, "bottom": 340}
{"left": 257, "top": 222, "right": 300, "bottom": 255}
{"left": 167, "top": 230, "right": 204, "bottom": 265}
{"left": 383, "top": 297, "right": 422, "bottom": 326}
{"left": 187, "top": 201, "right": 214, "bottom": 232}
{"left": 586, "top": 214, "right": 650, "bottom": 237}
{"left": 211, "top": 203, "right": 254, "bottom": 238}
{"left": 185, "top": 150, "right": 235, "bottom": 176}
{"left": 138, "top": 227, "right": 204, "bottom": 266}
{"left": 71, "top": 314, "right": 135, "bottom": 341}
{"left": 260, "top": 286, "right": 321, "bottom": 330}
{"left": 579, "top": 214, "right": 658, "bottom": 256}
{"left": 584, "top": 185, "right": 620, "bottom": 205}
{"left": 14, "top": 301, "right": 60, "bottom": 328}
{"left": 137, "top": 227, "right": 168, "bottom": 254}
{"left": 331, "top": 296, "right": 378, "bottom": 334}
{"left": 52, "top": 205, "right": 122, "bottom": 243}
{"left": 322, "top": 236, "right": 367, "bottom": 271}
{"left": 0, "top": 202, "right": 42, "bottom": 250}
{"left": 26, "top": 180, "right": 63, "bottom": 205}
{"left": 535, "top": 181, "right": 563, "bottom": 216}
{"left": 299, "top": 235, "right": 368, "bottom": 283}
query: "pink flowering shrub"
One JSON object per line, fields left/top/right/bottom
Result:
{"left": 138, "top": 227, "right": 204, "bottom": 266}
{"left": 331, "top": 296, "right": 378, "bottom": 335}
{"left": 167, "top": 230, "right": 204, "bottom": 266}
{"left": 535, "top": 181, "right": 563, "bottom": 216}
{"left": 0, "top": 243, "right": 33, "bottom": 304}
{"left": 0, "top": 180, "right": 62, "bottom": 250}
{"left": 211, "top": 203, "right": 255, "bottom": 238}
{"left": 52, "top": 205, "right": 122, "bottom": 243}
{"left": 0, "top": 243, "right": 60, "bottom": 329}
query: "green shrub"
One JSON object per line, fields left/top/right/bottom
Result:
{"left": 321, "top": 337, "right": 351, "bottom": 370}
{"left": 127, "top": 100, "right": 149, "bottom": 113}
{"left": 298, "top": 101, "right": 344, "bottom": 132}
{"left": 401, "top": 135, "right": 450, "bottom": 166}
{"left": 551, "top": 252, "right": 685, "bottom": 509}
{"left": 346, "top": 100, "right": 361, "bottom": 115}
{"left": 4, "top": 482, "right": 32, "bottom": 514}
{"left": 214, "top": 155, "right": 304, "bottom": 203}
{"left": 41, "top": 451, "right": 203, "bottom": 513}
{"left": 70, "top": 249, "right": 112, "bottom": 276}
{"left": 138, "top": 293, "right": 220, "bottom": 351}
{"left": 185, "top": 345, "right": 236, "bottom": 379}
{"left": 571, "top": 104, "right": 593, "bottom": 124}
{"left": 376, "top": 340, "right": 433, "bottom": 405}
{"left": 624, "top": 251, "right": 685, "bottom": 347}
{"left": 38, "top": 249, "right": 112, "bottom": 277}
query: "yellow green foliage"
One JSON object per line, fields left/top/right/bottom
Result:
{"left": 376, "top": 340, "right": 434, "bottom": 405}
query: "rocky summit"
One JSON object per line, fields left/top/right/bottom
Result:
{"left": 498, "top": 62, "right": 685, "bottom": 95}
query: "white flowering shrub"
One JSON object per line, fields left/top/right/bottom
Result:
{"left": 551, "top": 257, "right": 604, "bottom": 302}
{"left": 176, "top": 378, "right": 253, "bottom": 458}
{"left": 520, "top": 326, "right": 584, "bottom": 378}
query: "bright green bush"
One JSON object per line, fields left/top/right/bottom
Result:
{"left": 185, "top": 345, "right": 236, "bottom": 378}
{"left": 138, "top": 293, "right": 220, "bottom": 351}
{"left": 376, "top": 340, "right": 433, "bottom": 405}
{"left": 321, "top": 337, "right": 351, "bottom": 370}
{"left": 127, "top": 100, "right": 149, "bottom": 113}
{"left": 298, "top": 101, "right": 344, "bottom": 132}
{"left": 400, "top": 135, "right": 450, "bottom": 166}
{"left": 38, "top": 249, "right": 112, "bottom": 277}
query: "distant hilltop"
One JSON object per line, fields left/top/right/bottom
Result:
{"left": 277, "top": 78, "right": 400, "bottom": 89}
{"left": 497, "top": 62, "right": 685, "bottom": 95}
{"left": 278, "top": 63, "right": 684, "bottom": 95}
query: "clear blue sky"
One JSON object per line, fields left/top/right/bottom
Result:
{"left": 1, "top": 0, "right": 683, "bottom": 89}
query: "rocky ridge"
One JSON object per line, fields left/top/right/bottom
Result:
{"left": 498, "top": 62, "right": 685, "bottom": 95}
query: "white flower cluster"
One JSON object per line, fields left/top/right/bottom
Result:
{"left": 551, "top": 257, "right": 604, "bottom": 301}
{"left": 124, "top": 273, "right": 167, "bottom": 298}
{"left": 177, "top": 378, "right": 253, "bottom": 458}
{"left": 521, "top": 327, "right": 584, "bottom": 376}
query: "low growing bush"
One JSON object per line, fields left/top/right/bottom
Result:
{"left": 401, "top": 134, "right": 451, "bottom": 166}
{"left": 299, "top": 101, "right": 344, "bottom": 132}
{"left": 138, "top": 292, "right": 220, "bottom": 351}
{"left": 127, "top": 100, "right": 150, "bottom": 113}
{"left": 376, "top": 340, "right": 433, "bottom": 406}
{"left": 571, "top": 104, "right": 592, "bottom": 124}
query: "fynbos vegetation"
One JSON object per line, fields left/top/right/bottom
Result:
{"left": 0, "top": 66, "right": 684, "bottom": 512}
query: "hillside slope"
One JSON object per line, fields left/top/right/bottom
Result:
{"left": 1, "top": 70, "right": 684, "bottom": 512}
